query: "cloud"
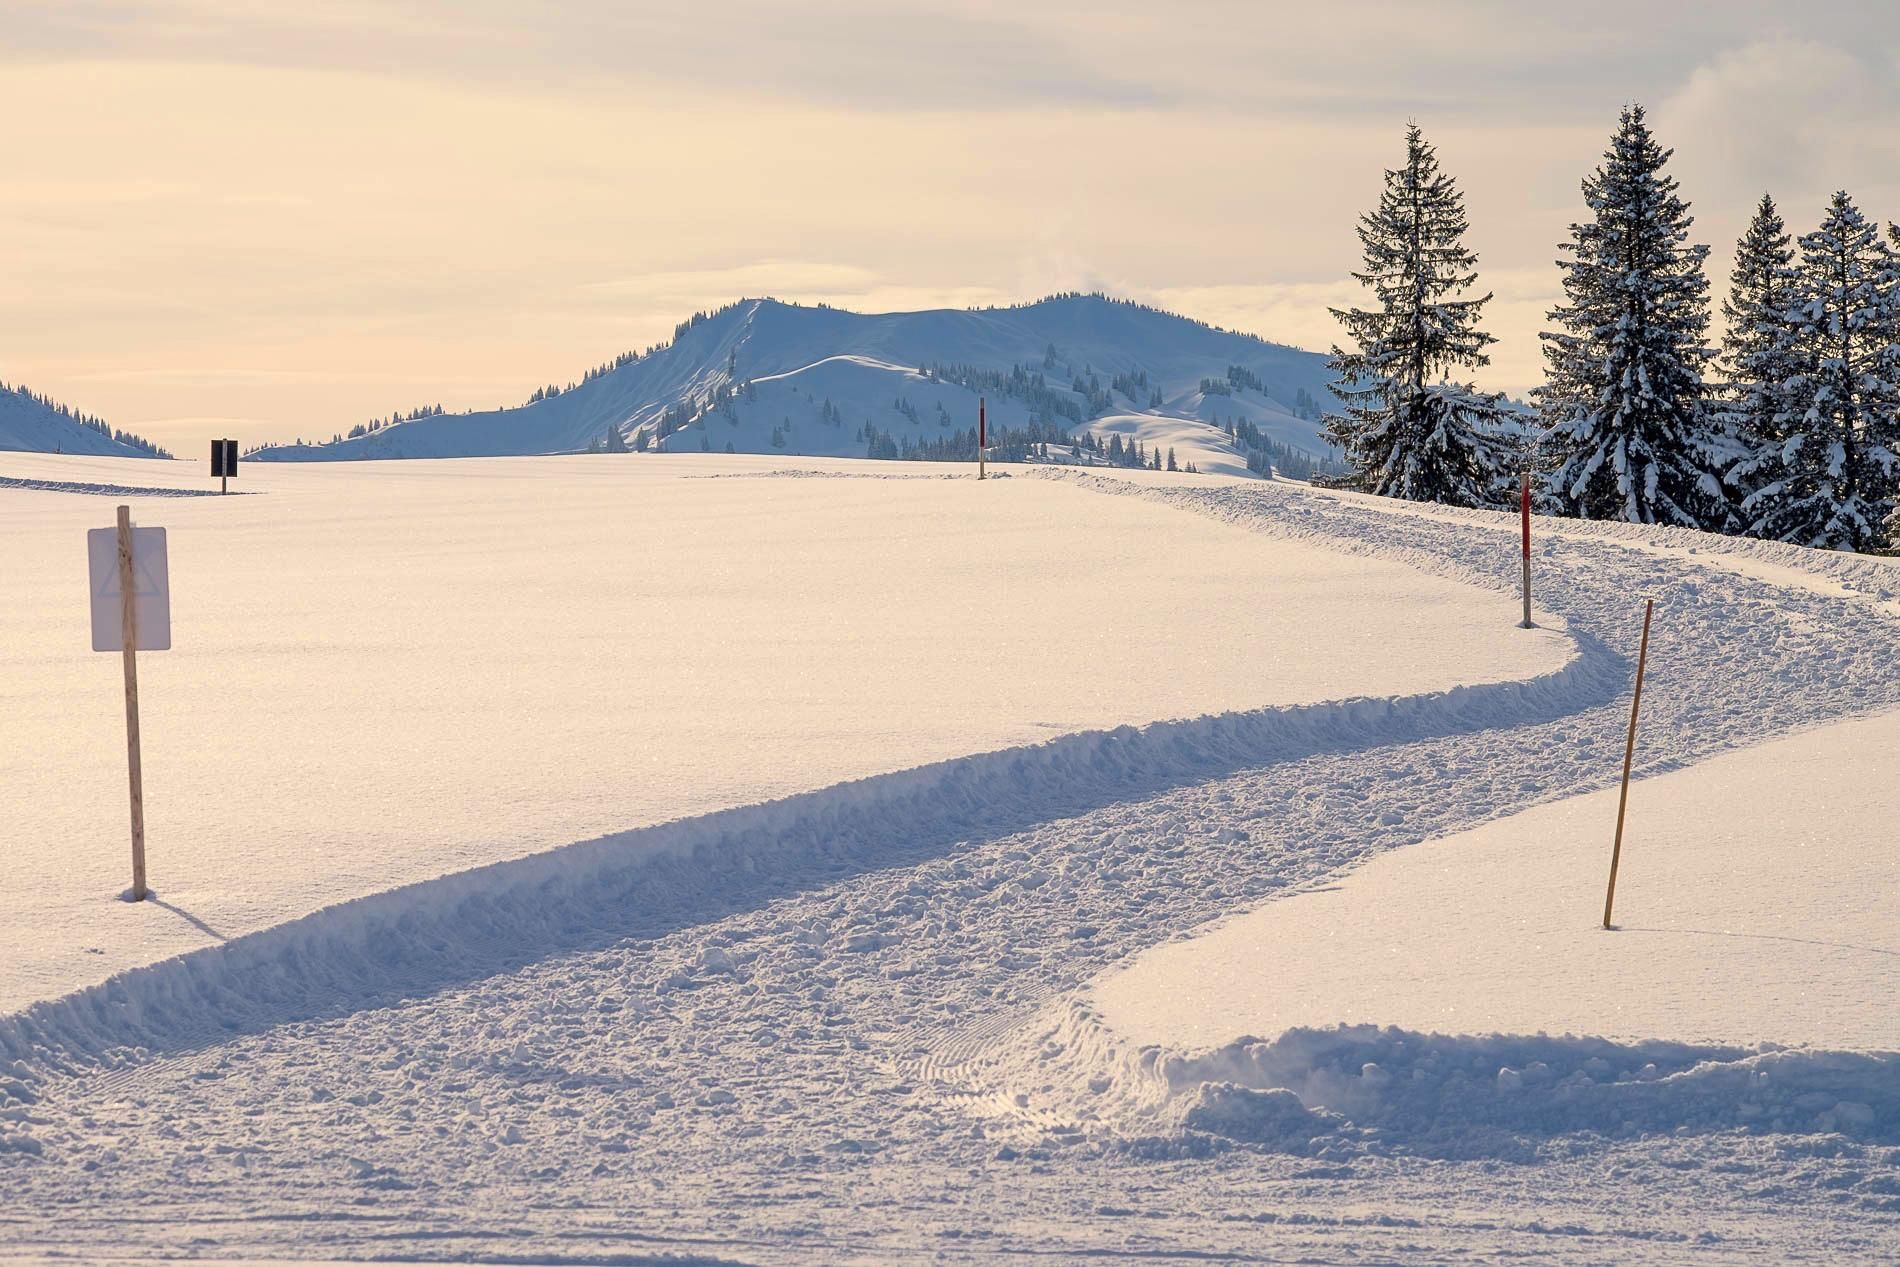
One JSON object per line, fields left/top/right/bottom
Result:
{"left": 10, "top": 4, "right": 1900, "bottom": 450}
{"left": 0, "top": 0, "right": 1167, "bottom": 111}
{"left": 1657, "top": 38, "right": 1900, "bottom": 216}
{"left": 1150, "top": 269, "right": 1557, "bottom": 396}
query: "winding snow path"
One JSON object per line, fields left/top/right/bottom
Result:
{"left": 4, "top": 467, "right": 1898, "bottom": 1263}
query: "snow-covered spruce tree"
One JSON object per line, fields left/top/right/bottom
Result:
{"left": 1731, "top": 192, "right": 1900, "bottom": 550}
{"left": 1717, "top": 194, "right": 1800, "bottom": 514}
{"left": 1537, "top": 105, "right": 1728, "bottom": 528}
{"left": 1325, "top": 123, "right": 1516, "bottom": 507}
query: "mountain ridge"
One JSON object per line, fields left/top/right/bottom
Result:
{"left": 253, "top": 293, "right": 1342, "bottom": 475}
{"left": 0, "top": 382, "right": 173, "bottom": 460}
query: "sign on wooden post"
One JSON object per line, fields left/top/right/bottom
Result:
{"left": 88, "top": 506, "right": 170, "bottom": 901}
{"left": 210, "top": 438, "right": 238, "bottom": 494}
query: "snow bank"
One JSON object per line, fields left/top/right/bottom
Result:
{"left": 947, "top": 992, "right": 1900, "bottom": 1164}
{"left": 1159, "top": 1024, "right": 1899, "bottom": 1155}
{"left": 1093, "top": 708, "right": 1900, "bottom": 1054}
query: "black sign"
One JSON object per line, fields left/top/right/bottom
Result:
{"left": 210, "top": 439, "right": 238, "bottom": 479}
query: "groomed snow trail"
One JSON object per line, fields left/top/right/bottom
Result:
{"left": 4, "top": 472, "right": 1898, "bottom": 1263}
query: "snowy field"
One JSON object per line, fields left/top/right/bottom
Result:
{"left": 3, "top": 452, "right": 1899, "bottom": 1263}
{"left": 2, "top": 451, "right": 1564, "bottom": 1011}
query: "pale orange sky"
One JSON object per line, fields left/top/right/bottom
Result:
{"left": 5, "top": 2, "right": 1898, "bottom": 453}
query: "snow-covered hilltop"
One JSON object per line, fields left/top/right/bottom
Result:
{"left": 250, "top": 293, "right": 1342, "bottom": 475}
{"left": 0, "top": 383, "right": 172, "bottom": 459}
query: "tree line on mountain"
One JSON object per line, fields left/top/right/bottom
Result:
{"left": 862, "top": 415, "right": 1077, "bottom": 462}
{"left": 348, "top": 404, "right": 444, "bottom": 439}
{"left": 921, "top": 362, "right": 1089, "bottom": 426}
{"left": 859, "top": 417, "right": 1194, "bottom": 472}
{"left": 1324, "top": 108, "right": 1900, "bottom": 553}
{"left": 2, "top": 381, "right": 172, "bottom": 457}
{"left": 1216, "top": 416, "right": 1340, "bottom": 480}
{"left": 1201, "top": 367, "right": 1324, "bottom": 421}
{"left": 1070, "top": 431, "right": 1194, "bottom": 472}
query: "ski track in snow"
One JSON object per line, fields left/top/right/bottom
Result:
{"left": 5, "top": 472, "right": 1900, "bottom": 1262}
{"left": 0, "top": 473, "right": 241, "bottom": 498}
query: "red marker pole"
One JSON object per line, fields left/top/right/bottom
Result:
{"left": 1519, "top": 470, "right": 1533, "bottom": 628}
{"left": 978, "top": 397, "right": 987, "bottom": 481}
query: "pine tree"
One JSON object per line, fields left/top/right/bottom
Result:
{"left": 1538, "top": 105, "right": 1726, "bottom": 528}
{"left": 1731, "top": 191, "right": 1900, "bottom": 550}
{"left": 1325, "top": 124, "right": 1516, "bottom": 507}
{"left": 1718, "top": 194, "right": 1799, "bottom": 520}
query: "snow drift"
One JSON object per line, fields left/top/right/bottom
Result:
{"left": 967, "top": 998, "right": 1900, "bottom": 1164}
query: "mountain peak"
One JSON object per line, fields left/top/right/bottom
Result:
{"left": 252, "top": 296, "right": 1338, "bottom": 474}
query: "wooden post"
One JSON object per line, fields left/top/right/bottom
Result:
{"left": 978, "top": 397, "right": 986, "bottom": 481}
{"left": 1602, "top": 597, "right": 1654, "bottom": 930}
{"left": 1519, "top": 471, "right": 1533, "bottom": 629}
{"left": 116, "top": 505, "right": 148, "bottom": 902}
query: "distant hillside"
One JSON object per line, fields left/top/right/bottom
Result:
{"left": 0, "top": 382, "right": 173, "bottom": 459}
{"left": 252, "top": 294, "right": 1344, "bottom": 477}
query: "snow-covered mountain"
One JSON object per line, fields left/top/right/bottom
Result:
{"left": 0, "top": 383, "right": 172, "bottom": 459}
{"left": 252, "top": 294, "right": 1343, "bottom": 475}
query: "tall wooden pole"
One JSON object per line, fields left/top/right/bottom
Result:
{"left": 116, "top": 505, "right": 148, "bottom": 902}
{"left": 1519, "top": 471, "right": 1533, "bottom": 628}
{"left": 1602, "top": 598, "right": 1653, "bottom": 930}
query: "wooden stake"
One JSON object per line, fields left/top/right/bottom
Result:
{"left": 116, "top": 505, "right": 148, "bottom": 902}
{"left": 1602, "top": 597, "right": 1653, "bottom": 930}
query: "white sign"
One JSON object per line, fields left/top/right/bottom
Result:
{"left": 88, "top": 525, "right": 171, "bottom": 652}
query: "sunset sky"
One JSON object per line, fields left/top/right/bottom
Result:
{"left": 7, "top": 1, "right": 1899, "bottom": 452}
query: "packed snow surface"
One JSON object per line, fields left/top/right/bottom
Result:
{"left": 0, "top": 452, "right": 1564, "bottom": 1013}
{"left": 1093, "top": 708, "right": 1900, "bottom": 1053}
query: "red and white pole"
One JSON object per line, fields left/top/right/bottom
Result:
{"left": 1519, "top": 470, "right": 1533, "bottom": 628}
{"left": 978, "top": 397, "right": 987, "bottom": 481}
